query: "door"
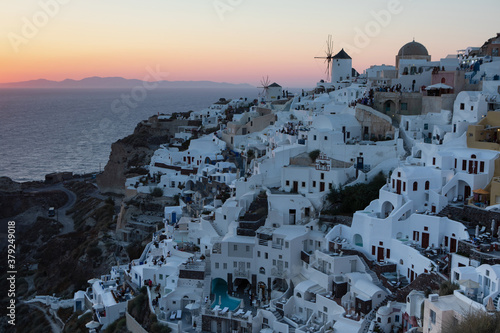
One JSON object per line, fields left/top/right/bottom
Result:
{"left": 410, "top": 270, "right": 415, "bottom": 282}
{"left": 293, "top": 181, "right": 298, "bottom": 192}
{"left": 377, "top": 247, "right": 384, "bottom": 262}
{"left": 396, "top": 180, "right": 401, "bottom": 194}
{"left": 289, "top": 209, "right": 296, "bottom": 225}
{"left": 464, "top": 186, "right": 471, "bottom": 200}
{"left": 320, "top": 182, "right": 325, "bottom": 192}
{"left": 422, "top": 233, "right": 430, "bottom": 249}
{"left": 450, "top": 238, "right": 457, "bottom": 253}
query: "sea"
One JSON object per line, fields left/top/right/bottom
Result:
{"left": 0, "top": 87, "right": 257, "bottom": 182}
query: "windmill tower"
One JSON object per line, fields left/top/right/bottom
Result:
{"left": 314, "top": 35, "right": 334, "bottom": 82}
{"left": 258, "top": 76, "right": 282, "bottom": 102}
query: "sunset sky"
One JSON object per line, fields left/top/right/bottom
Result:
{"left": 1, "top": 0, "right": 499, "bottom": 88}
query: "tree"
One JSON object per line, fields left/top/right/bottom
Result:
{"left": 438, "top": 280, "right": 459, "bottom": 296}
{"left": 325, "top": 172, "right": 386, "bottom": 215}
{"left": 309, "top": 149, "right": 321, "bottom": 162}
{"left": 442, "top": 310, "right": 500, "bottom": 333}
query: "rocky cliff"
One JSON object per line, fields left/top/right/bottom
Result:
{"left": 96, "top": 116, "right": 194, "bottom": 194}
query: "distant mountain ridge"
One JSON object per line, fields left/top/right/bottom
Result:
{"left": 0, "top": 76, "right": 254, "bottom": 89}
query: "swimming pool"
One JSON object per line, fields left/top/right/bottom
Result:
{"left": 211, "top": 278, "right": 242, "bottom": 311}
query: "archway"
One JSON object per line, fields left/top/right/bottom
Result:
{"left": 353, "top": 234, "right": 363, "bottom": 247}
{"left": 381, "top": 201, "right": 395, "bottom": 218}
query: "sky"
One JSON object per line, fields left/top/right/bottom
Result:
{"left": 1, "top": 0, "right": 499, "bottom": 88}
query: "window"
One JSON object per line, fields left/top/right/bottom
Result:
{"left": 462, "top": 160, "right": 467, "bottom": 170}
{"left": 395, "top": 315, "right": 399, "bottom": 322}
{"left": 246, "top": 246, "right": 250, "bottom": 252}
{"left": 273, "top": 259, "right": 276, "bottom": 265}
{"left": 257, "top": 251, "right": 261, "bottom": 257}
{"left": 388, "top": 317, "right": 391, "bottom": 323}
{"left": 387, "top": 249, "right": 391, "bottom": 258}
{"left": 432, "top": 157, "right": 436, "bottom": 165}
{"left": 480, "top": 161, "right": 485, "bottom": 173}
{"left": 285, "top": 242, "right": 289, "bottom": 248}
{"left": 313, "top": 135, "right": 317, "bottom": 141}
{"left": 247, "top": 262, "right": 250, "bottom": 269}
{"left": 460, "top": 103, "right": 465, "bottom": 110}
{"left": 321, "top": 173, "right": 324, "bottom": 180}
{"left": 285, "top": 262, "right": 288, "bottom": 268}
{"left": 159, "top": 274, "right": 163, "bottom": 280}
{"left": 413, "top": 182, "right": 418, "bottom": 191}
{"left": 265, "top": 253, "right": 268, "bottom": 259}
{"left": 313, "top": 181, "right": 316, "bottom": 187}
{"left": 234, "top": 245, "right": 238, "bottom": 251}
{"left": 454, "top": 159, "right": 457, "bottom": 168}
{"left": 323, "top": 306, "right": 328, "bottom": 313}
{"left": 377, "top": 317, "right": 381, "bottom": 323}
{"left": 302, "top": 182, "right": 306, "bottom": 187}
{"left": 403, "top": 182, "right": 406, "bottom": 191}
{"left": 425, "top": 181, "right": 430, "bottom": 190}
{"left": 471, "top": 106, "right": 474, "bottom": 111}
{"left": 224, "top": 215, "right": 226, "bottom": 220}
{"left": 324, "top": 136, "right": 328, "bottom": 141}
{"left": 372, "top": 246, "right": 376, "bottom": 255}
{"left": 424, "top": 123, "right": 429, "bottom": 130}
{"left": 430, "top": 309, "right": 436, "bottom": 324}
{"left": 223, "top": 263, "right": 227, "bottom": 269}
{"left": 215, "top": 263, "right": 219, "bottom": 269}
{"left": 286, "top": 180, "right": 290, "bottom": 186}
{"left": 401, "top": 103, "right": 408, "bottom": 111}
{"left": 234, "top": 262, "right": 237, "bottom": 268}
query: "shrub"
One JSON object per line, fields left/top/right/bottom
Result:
{"left": 309, "top": 149, "right": 321, "bottom": 162}
{"left": 151, "top": 187, "right": 164, "bottom": 197}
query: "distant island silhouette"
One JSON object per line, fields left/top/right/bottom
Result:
{"left": 0, "top": 76, "right": 254, "bottom": 89}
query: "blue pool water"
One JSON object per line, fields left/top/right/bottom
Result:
{"left": 211, "top": 278, "right": 241, "bottom": 311}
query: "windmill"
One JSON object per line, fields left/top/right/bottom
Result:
{"left": 258, "top": 75, "right": 271, "bottom": 101}
{"left": 314, "top": 35, "right": 334, "bottom": 81}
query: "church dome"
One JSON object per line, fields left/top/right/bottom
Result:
{"left": 398, "top": 40, "right": 429, "bottom": 56}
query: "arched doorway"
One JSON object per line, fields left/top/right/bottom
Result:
{"left": 381, "top": 201, "right": 395, "bottom": 218}
{"left": 353, "top": 234, "right": 363, "bottom": 247}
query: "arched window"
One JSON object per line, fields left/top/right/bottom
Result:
{"left": 471, "top": 154, "right": 476, "bottom": 159}
{"left": 259, "top": 267, "right": 265, "bottom": 274}
{"left": 425, "top": 181, "right": 430, "bottom": 190}
{"left": 441, "top": 77, "right": 446, "bottom": 84}
{"left": 413, "top": 182, "right": 418, "bottom": 191}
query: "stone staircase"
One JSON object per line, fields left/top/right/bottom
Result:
{"left": 360, "top": 294, "right": 396, "bottom": 333}
{"left": 271, "top": 309, "right": 295, "bottom": 333}
{"left": 208, "top": 219, "right": 224, "bottom": 237}
{"left": 493, "top": 293, "right": 500, "bottom": 310}
{"left": 359, "top": 256, "right": 388, "bottom": 292}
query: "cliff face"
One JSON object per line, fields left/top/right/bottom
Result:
{"left": 96, "top": 116, "right": 192, "bottom": 194}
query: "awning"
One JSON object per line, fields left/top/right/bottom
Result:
{"left": 473, "top": 189, "right": 489, "bottom": 195}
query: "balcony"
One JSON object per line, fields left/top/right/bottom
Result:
{"left": 234, "top": 270, "right": 249, "bottom": 278}
{"left": 271, "top": 243, "right": 282, "bottom": 250}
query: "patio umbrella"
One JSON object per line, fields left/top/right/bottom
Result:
{"left": 185, "top": 302, "right": 200, "bottom": 310}
{"left": 425, "top": 83, "right": 453, "bottom": 90}
{"left": 458, "top": 279, "right": 480, "bottom": 289}
{"left": 85, "top": 321, "right": 100, "bottom": 329}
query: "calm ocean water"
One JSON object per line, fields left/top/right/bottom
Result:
{"left": 0, "top": 88, "right": 257, "bottom": 182}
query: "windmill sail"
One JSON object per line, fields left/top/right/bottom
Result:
{"left": 314, "top": 35, "right": 334, "bottom": 81}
